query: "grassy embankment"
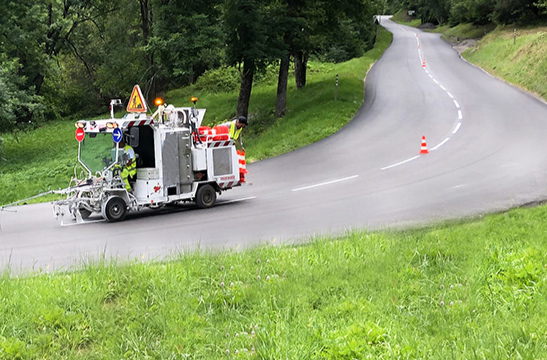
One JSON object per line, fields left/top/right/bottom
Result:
{"left": 1, "top": 23, "right": 547, "bottom": 359}
{"left": 463, "top": 25, "right": 547, "bottom": 100}
{"left": 0, "top": 29, "right": 390, "bottom": 207}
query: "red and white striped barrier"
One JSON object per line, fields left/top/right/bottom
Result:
{"left": 123, "top": 119, "right": 154, "bottom": 127}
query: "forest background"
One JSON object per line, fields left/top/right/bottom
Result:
{"left": 1, "top": 0, "right": 546, "bottom": 148}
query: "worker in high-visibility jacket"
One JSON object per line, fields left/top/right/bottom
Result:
{"left": 219, "top": 116, "right": 248, "bottom": 150}
{"left": 117, "top": 137, "right": 136, "bottom": 191}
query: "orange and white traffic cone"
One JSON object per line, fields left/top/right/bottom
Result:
{"left": 422, "top": 59, "right": 426, "bottom": 68}
{"left": 237, "top": 150, "right": 248, "bottom": 183}
{"left": 419, "top": 135, "right": 429, "bottom": 154}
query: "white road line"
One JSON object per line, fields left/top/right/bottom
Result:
{"left": 440, "top": 85, "right": 446, "bottom": 91}
{"left": 453, "top": 122, "right": 462, "bottom": 134}
{"left": 381, "top": 156, "right": 420, "bottom": 170}
{"left": 447, "top": 92, "right": 454, "bottom": 99}
{"left": 458, "top": 110, "right": 463, "bottom": 120}
{"left": 61, "top": 219, "right": 106, "bottom": 227}
{"left": 433, "top": 79, "right": 439, "bottom": 85}
{"left": 453, "top": 100, "right": 460, "bottom": 108}
{"left": 222, "top": 196, "right": 257, "bottom": 204}
{"left": 291, "top": 175, "right": 359, "bottom": 192}
{"left": 431, "top": 137, "right": 450, "bottom": 151}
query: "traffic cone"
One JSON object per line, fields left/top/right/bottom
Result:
{"left": 419, "top": 135, "right": 429, "bottom": 154}
{"left": 237, "top": 150, "right": 247, "bottom": 183}
{"left": 422, "top": 59, "right": 426, "bottom": 68}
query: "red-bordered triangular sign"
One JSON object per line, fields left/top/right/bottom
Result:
{"left": 127, "top": 85, "right": 148, "bottom": 113}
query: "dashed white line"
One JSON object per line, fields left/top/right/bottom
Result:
{"left": 431, "top": 137, "right": 450, "bottom": 151}
{"left": 453, "top": 122, "right": 462, "bottom": 134}
{"left": 292, "top": 175, "right": 359, "bottom": 192}
{"left": 458, "top": 110, "right": 463, "bottom": 120}
{"left": 453, "top": 100, "right": 460, "bottom": 108}
{"left": 381, "top": 156, "right": 420, "bottom": 170}
{"left": 447, "top": 92, "right": 454, "bottom": 99}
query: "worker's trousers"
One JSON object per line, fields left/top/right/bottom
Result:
{"left": 121, "top": 166, "right": 137, "bottom": 191}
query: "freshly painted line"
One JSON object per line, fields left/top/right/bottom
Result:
{"left": 453, "top": 122, "right": 462, "bottom": 134}
{"left": 431, "top": 137, "right": 450, "bottom": 151}
{"left": 453, "top": 100, "right": 460, "bottom": 108}
{"left": 61, "top": 219, "right": 106, "bottom": 227}
{"left": 222, "top": 196, "right": 257, "bottom": 204}
{"left": 458, "top": 110, "right": 463, "bottom": 120}
{"left": 381, "top": 156, "right": 420, "bottom": 171}
{"left": 291, "top": 175, "right": 359, "bottom": 192}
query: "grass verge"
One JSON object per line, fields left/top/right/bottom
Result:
{"left": 463, "top": 25, "right": 547, "bottom": 100}
{"left": 2, "top": 204, "right": 547, "bottom": 358}
{"left": 0, "top": 28, "right": 392, "bottom": 206}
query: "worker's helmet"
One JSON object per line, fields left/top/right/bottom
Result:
{"left": 238, "top": 116, "right": 248, "bottom": 125}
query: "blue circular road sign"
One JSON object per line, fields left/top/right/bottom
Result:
{"left": 113, "top": 128, "right": 122, "bottom": 143}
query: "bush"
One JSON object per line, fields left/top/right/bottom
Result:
{"left": 194, "top": 66, "right": 240, "bottom": 93}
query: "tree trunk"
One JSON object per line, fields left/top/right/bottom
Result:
{"left": 294, "top": 50, "right": 308, "bottom": 89}
{"left": 237, "top": 58, "right": 255, "bottom": 118}
{"left": 275, "top": 55, "right": 290, "bottom": 118}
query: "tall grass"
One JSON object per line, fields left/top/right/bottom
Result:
{"left": 463, "top": 26, "right": 547, "bottom": 100}
{"left": 0, "top": 28, "right": 392, "bottom": 206}
{"left": 1, "top": 204, "right": 546, "bottom": 358}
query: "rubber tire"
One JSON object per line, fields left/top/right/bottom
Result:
{"left": 195, "top": 184, "right": 216, "bottom": 209}
{"left": 103, "top": 197, "right": 127, "bottom": 222}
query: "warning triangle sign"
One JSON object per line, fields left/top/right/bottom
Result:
{"left": 127, "top": 85, "right": 148, "bottom": 113}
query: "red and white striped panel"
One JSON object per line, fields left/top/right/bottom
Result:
{"left": 218, "top": 181, "right": 235, "bottom": 189}
{"left": 123, "top": 119, "right": 154, "bottom": 128}
{"left": 208, "top": 140, "right": 233, "bottom": 148}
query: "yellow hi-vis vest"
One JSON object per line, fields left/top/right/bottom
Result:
{"left": 229, "top": 120, "right": 242, "bottom": 140}
{"left": 124, "top": 145, "right": 137, "bottom": 176}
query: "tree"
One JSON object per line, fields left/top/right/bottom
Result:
{"left": 150, "top": 0, "right": 224, "bottom": 88}
{"left": 223, "top": 0, "right": 271, "bottom": 117}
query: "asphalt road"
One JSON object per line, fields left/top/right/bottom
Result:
{"left": 2, "top": 17, "right": 547, "bottom": 273}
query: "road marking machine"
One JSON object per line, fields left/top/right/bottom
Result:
{"left": 1, "top": 85, "right": 248, "bottom": 223}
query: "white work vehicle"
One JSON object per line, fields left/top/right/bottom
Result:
{"left": 52, "top": 86, "right": 245, "bottom": 223}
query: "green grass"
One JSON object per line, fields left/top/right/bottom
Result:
{"left": 2, "top": 204, "right": 547, "bottom": 358}
{"left": 437, "top": 23, "right": 497, "bottom": 41}
{"left": 0, "top": 28, "right": 392, "bottom": 206}
{"left": 463, "top": 26, "right": 547, "bottom": 99}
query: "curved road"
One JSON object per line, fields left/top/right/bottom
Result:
{"left": 2, "top": 17, "right": 547, "bottom": 273}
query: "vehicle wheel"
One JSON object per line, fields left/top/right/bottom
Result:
{"left": 102, "top": 197, "right": 127, "bottom": 222}
{"left": 195, "top": 184, "right": 216, "bottom": 209}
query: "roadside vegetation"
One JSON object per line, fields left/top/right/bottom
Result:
{"left": 2, "top": 205, "right": 547, "bottom": 358}
{"left": 463, "top": 26, "right": 547, "bottom": 100}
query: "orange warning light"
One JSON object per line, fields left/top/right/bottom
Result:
{"left": 155, "top": 98, "right": 164, "bottom": 106}
{"left": 191, "top": 96, "right": 198, "bottom": 104}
